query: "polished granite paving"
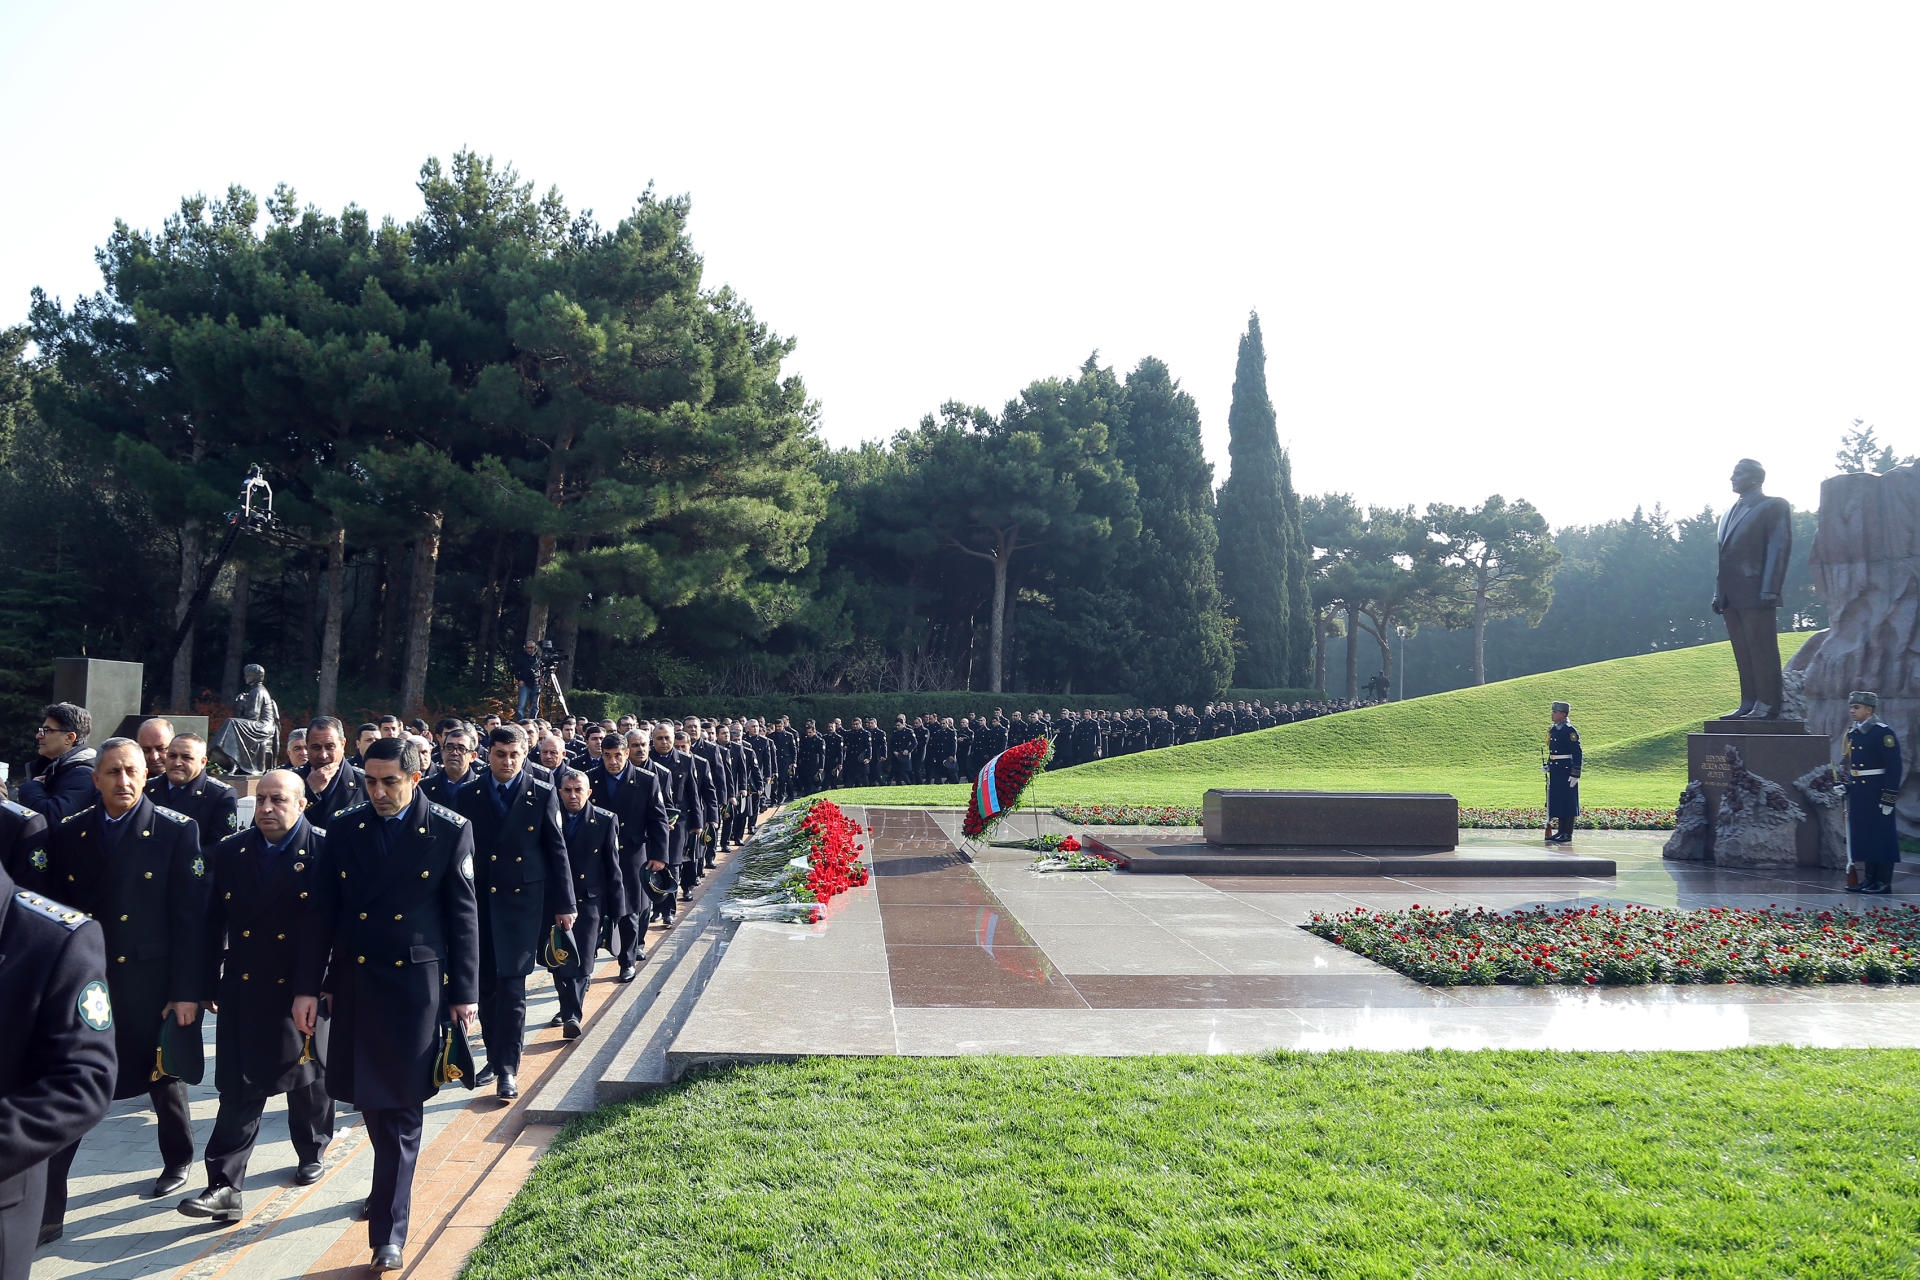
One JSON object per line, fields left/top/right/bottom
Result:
{"left": 666, "top": 808, "right": 1920, "bottom": 1064}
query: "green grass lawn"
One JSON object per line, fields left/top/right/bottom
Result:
{"left": 467, "top": 1049, "right": 1918, "bottom": 1279}
{"left": 829, "top": 637, "right": 1813, "bottom": 812}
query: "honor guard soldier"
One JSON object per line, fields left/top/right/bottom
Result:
{"left": 0, "top": 856, "right": 117, "bottom": 1273}
{"left": 178, "top": 769, "right": 333, "bottom": 1224}
{"left": 453, "top": 726, "right": 575, "bottom": 1100}
{"left": 37, "top": 738, "right": 209, "bottom": 1239}
{"left": 1841, "top": 692, "right": 1904, "bottom": 895}
{"left": 551, "top": 772, "right": 626, "bottom": 1037}
{"left": 1543, "top": 701, "right": 1582, "bottom": 844}
{"left": 146, "top": 732, "right": 240, "bottom": 855}
{"left": 587, "top": 734, "right": 667, "bottom": 983}
{"left": 798, "top": 721, "right": 827, "bottom": 794}
{"left": 295, "top": 717, "right": 368, "bottom": 831}
{"left": 294, "top": 736, "right": 478, "bottom": 1273}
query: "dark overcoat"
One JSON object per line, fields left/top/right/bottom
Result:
{"left": 455, "top": 774, "right": 574, "bottom": 977}
{"left": 42, "top": 798, "right": 207, "bottom": 1099}
{"left": 297, "top": 792, "right": 478, "bottom": 1109}
{"left": 204, "top": 817, "right": 328, "bottom": 1097}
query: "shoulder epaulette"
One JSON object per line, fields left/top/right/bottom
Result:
{"left": 153, "top": 806, "right": 192, "bottom": 825}
{"left": 61, "top": 806, "right": 97, "bottom": 825}
{"left": 206, "top": 775, "right": 236, "bottom": 795}
{"left": 528, "top": 777, "right": 553, "bottom": 793}
{"left": 2, "top": 799, "right": 35, "bottom": 820}
{"left": 335, "top": 801, "right": 371, "bottom": 820}
{"left": 589, "top": 803, "right": 617, "bottom": 821}
{"left": 14, "top": 891, "right": 90, "bottom": 931}
{"left": 428, "top": 802, "right": 467, "bottom": 828}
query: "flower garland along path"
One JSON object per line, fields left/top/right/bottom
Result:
{"left": 723, "top": 799, "right": 870, "bottom": 923}
{"left": 1050, "top": 804, "right": 1201, "bottom": 827}
{"left": 1307, "top": 902, "right": 1920, "bottom": 987}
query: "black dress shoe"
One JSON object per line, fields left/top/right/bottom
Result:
{"left": 679, "top": 889, "right": 694, "bottom": 902}
{"left": 497, "top": 1071, "right": 519, "bottom": 1099}
{"left": 475, "top": 1063, "right": 496, "bottom": 1086}
{"left": 1863, "top": 881, "right": 1893, "bottom": 895}
{"left": 357, "top": 1200, "right": 371, "bottom": 1220}
{"left": 1846, "top": 881, "right": 1869, "bottom": 893}
{"left": 617, "top": 964, "right": 637, "bottom": 983}
{"left": 549, "top": 1014, "right": 564, "bottom": 1028}
{"left": 178, "top": 1185, "right": 244, "bottom": 1221}
{"left": 36, "top": 1224, "right": 61, "bottom": 1247}
{"left": 293, "top": 1160, "right": 324, "bottom": 1185}
{"left": 371, "top": 1244, "right": 403, "bottom": 1271}
{"left": 563, "top": 1017, "right": 582, "bottom": 1039}
{"left": 151, "top": 1165, "right": 191, "bottom": 1198}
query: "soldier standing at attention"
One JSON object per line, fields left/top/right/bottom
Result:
{"left": 1842, "top": 692, "right": 1904, "bottom": 895}
{"left": 294, "top": 737, "right": 477, "bottom": 1274}
{"left": 1543, "top": 700, "right": 1582, "bottom": 844}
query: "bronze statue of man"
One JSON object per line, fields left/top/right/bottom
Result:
{"left": 1712, "top": 458, "right": 1793, "bottom": 719}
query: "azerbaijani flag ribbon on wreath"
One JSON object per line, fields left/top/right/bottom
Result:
{"left": 963, "top": 735, "right": 1054, "bottom": 838}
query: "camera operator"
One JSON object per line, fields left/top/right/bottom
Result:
{"left": 512, "top": 641, "right": 541, "bottom": 719}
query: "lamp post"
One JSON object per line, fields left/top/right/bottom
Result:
{"left": 1395, "top": 625, "right": 1409, "bottom": 701}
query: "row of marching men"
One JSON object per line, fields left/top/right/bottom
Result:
{"left": 0, "top": 706, "right": 747, "bottom": 1276}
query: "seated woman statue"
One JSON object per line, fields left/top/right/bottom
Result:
{"left": 212, "top": 663, "right": 280, "bottom": 776}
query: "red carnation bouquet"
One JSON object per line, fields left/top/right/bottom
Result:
{"left": 963, "top": 735, "right": 1054, "bottom": 838}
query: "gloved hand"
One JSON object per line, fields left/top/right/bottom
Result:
{"left": 1882, "top": 805, "right": 1896, "bottom": 816}
{"left": 1570, "top": 776, "right": 1579, "bottom": 788}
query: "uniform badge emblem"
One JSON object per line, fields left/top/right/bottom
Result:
{"left": 228, "top": 811, "right": 240, "bottom": 832}
{"left": 78, "top": 980, "right": 113, "bottom": 1031}
{"left": 1887, "top": 734, "right": 1897, "bottom": 748}
{"left": 461, "top": 853, "right": 474, "bottom": 882}
{"left": 30, "top": 847, "right": 47, "bottom": 870}
{"left": 191, "top": 855, "right": 206, "bottom": 879}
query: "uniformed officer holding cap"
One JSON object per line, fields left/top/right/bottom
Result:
{"left": 1841, "top": 692, "right": 1904, "bottom": 895}
{"left": 1544, "top": 701, "right": 1582, "bottom": 844}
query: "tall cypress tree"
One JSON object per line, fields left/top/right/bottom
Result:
{"left": 1214, "top": 313, "right": 1295, "bottom": 687}
{"left": 1279, "top": 446, "right": 1313, "bottom": 686}
{"left": 1115, "top": 357, "right": 1233, "bottom": 704}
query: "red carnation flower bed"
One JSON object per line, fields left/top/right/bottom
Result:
{"left": 798, "top": 799, "right": 870, "bottom": 904}
{"left": 964, "top": 735, "right": 1054, "bottom": 838}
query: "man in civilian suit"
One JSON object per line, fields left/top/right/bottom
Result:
{"left": 552, "top": 772, "right": 625, "bottom": 1037}
{"left": 294, "top": 738, "right": 477, "bottom": 1273}
{"left": 586, "top": 734, "right": 667, "bottom": 983}
{"left": 1713, "top": 458, "right": 1794, "bottom": 720}
{"left": 453, "top": 725, "right": 574, "bottom": 1100}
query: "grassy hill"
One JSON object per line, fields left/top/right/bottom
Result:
{"left": 827, "top": 636, "right": 1814, "bottom": 811}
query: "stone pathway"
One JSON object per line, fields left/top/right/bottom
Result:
{"left": 671, "top": 809, "right": 1920, "bottom": 1065}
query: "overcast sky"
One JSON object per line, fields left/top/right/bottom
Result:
{"left": 5, "top": 2, "right": 1915, "bottom": 528}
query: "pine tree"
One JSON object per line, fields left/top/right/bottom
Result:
{"left": 1213, "top": 313, "right": 1295, "bottom": 687}
{"left": 1115, "top": 357, "right": 1233, "bottom": 704}
{"left": 1278, "top": 445, "right": 1313, "bottom": 687}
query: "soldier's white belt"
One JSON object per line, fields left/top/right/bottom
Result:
{"left": 1850, "top": 769, "right": 1886, "bottom": 776}
{"left": 1547, "top": 755, "right": 1574, "bottom": 760}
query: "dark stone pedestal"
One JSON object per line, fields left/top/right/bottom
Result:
{"left": 1203, "top": 789, "right": 1458, "bottom": 848}
{"left": 53, "top": 657, "right": 144, "bottom": 741}
{"left": 1686, "top": 721, "right": 1832, "bottom": 864}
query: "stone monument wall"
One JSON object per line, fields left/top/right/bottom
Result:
{"left": 1791, "top": 463, "right": 1920, "bottom": 829}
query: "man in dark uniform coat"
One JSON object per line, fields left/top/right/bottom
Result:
{"left": 420, "top": 724, "right": 483, "bottom": 809}
{"left": 1149, "top": 709, "right": 1176, "bottom": 751}
{"left": 1543, "top": 701, "right": 1582, "bottom": 844}
{"left": 647, "top": 727, "right": 701, "bottom": 929}
{"left": 552, "top": 771, "right": 624, "bottom": 1037}
{"left": 295, "top": 717, "right": 368, "bottom": 831}
{"left": 928, "top": 719, "right": 958, "bottom": 784}
{"left": 799, "top": 722, "right": 827, "bottom": 795}
{"left": 864, "top": 719, "right": 886, "bottom": 786}
{"left": 177, "top": 769, "right": 332, "bottom": 1224}
{"left": 295, "top": 737, "right": 477, "bottom": 1273}
{"left": 680, "top": 729, "right": 719, "bottom": 892}
{"left": 1842, "top": 692, "right": 1905, "bottom": 895}
{"left": 0, "top": 861, "right": 116, "bottom": 1272}
{"left": 146, "top": 732, "right": 239, "bottom": 855}
{"left": 454, "top": 726, "right": 574, "bottom": 1099}
{"left": 750, "top": 722, "right": 778, "bottom": 810}
{"left": 771, "top": 719, "right": 797, "bottom": 802}
{"left": 842, "top": 717, "right": 870, "bottom": 789}
{"left": 587, "top": 734, "right": 667, "bottom": 982}
{"left": 20, "top": 703, "right": 97, "bottom": 824}
{"left": 719, "top": 724, "right": 760, "bottom": 847}
{"left": 820, "top": 720, "right": 844, "bottom": 793}
{"left": 689, "top": 722, "right": 731, "bottom": 859}
{"left": 38, "top": 738, "right": 207, "bottom": 1236}
{"left": 0, "top": 798, "right": 47, "bottom": 888}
